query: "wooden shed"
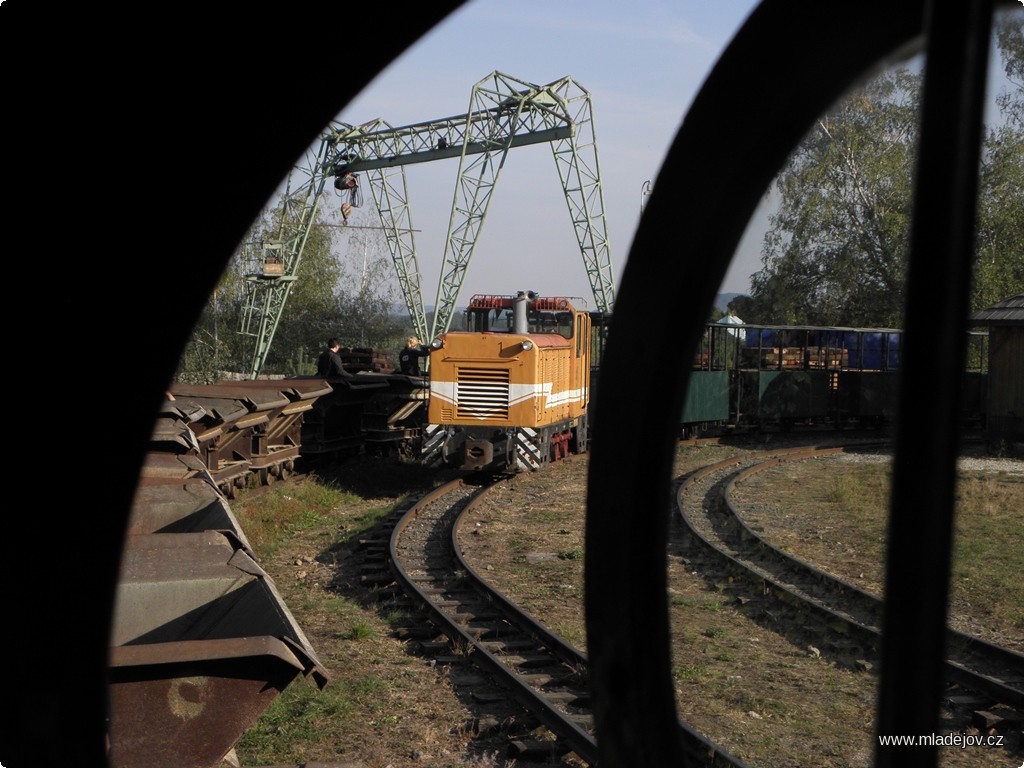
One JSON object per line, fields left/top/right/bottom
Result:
{"left": 970, "top": 294, "right": 1024, "bottom": 446}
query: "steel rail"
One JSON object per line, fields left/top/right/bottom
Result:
{"left": 722, "top": 454, "right": 1024, "bottom": 709}
{"left": 388, "top": 477, "right": 600, "bottom": 765}
{"left": 676, "top": 446, "right": 1024, "bottom": 713}
{"left": 388, "top": 473, "right": 755, "bottom": 767}
{"left": 451, "top": 466, "right": 754, "bottom": 768}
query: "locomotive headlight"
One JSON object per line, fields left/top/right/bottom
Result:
{"left": 521, "top": 340, "right": 534, "bottom": 351}
{"left": 430, "top": 338, "right": 444, "bottom": 350}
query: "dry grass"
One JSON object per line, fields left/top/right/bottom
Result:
{"left": 231, "top": 456, "right": 511, "bottom": 768}
{"left": 228, "top": 443, "right": 1022, "bottom": 768}
{"left": 730, "top": 454, "right": 1024, "bottom": 651}
{"left": 460, "top": 442, "right": 1023, "bottom": 768}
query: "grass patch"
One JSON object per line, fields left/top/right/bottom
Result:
{"left": 553, "top": 622, "right": 586, "bottom": 650}
{"left": 530, "top": 508, "right": 567, "bottom": 524}
{"left": 822, "top": 464, "right": 891, "bottom": 517}
{"left": 674, "top": 663, "right": 706, "bottom": 683}
{"left": 342, "top": 504, "right": 398, "bottom": 541}
{"left": 343, "top": 621, "right": 376, "bottom": 641}
{"left": 669, "top": 593, "right": 701, "bottom": 608}
{"left": 825, "top": 474, "right": 856, "bottom": 504}
{"left": 232, "top": 476, "right": 353, "bottom": 555}
{"left": 952, "top": 474, "right": 1024, "bottom": 633}
{"left": 828, "top": 466, "right": 1024, "bottom": 636}
{"left": 385, "top": 607, "right": 412, "bottom": 624}
{"left": 237, "top": 677, "right": 357, "bottom": 761}
{"left": 318, "top": 595, "right": 346, "bottom": 613}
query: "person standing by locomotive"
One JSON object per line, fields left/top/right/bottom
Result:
{"left": 317, "top": 337, "right": 347, "bottom": 378}
{"left": 399, "top": 336, "right": 430, "bottom": 376}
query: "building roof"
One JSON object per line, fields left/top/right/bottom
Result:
{"left": 969, "top": 294, "right": 1024, "bottom": 326}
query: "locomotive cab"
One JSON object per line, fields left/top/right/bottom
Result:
{"left": 422, "top": 292, "right": 592, "bottom": 472}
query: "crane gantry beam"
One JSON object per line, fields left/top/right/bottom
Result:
{"left": 238, "top": 71, "right": 615, "bottom": 377}
{"left": 334, "top": 71, "right": 616, "bottom": 340}
{"left": 332, "top": 119, "right": 571, "bottom": 172}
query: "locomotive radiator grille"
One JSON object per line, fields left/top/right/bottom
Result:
{"left": 455, "top": 367, "right": 510, "bottom": 420}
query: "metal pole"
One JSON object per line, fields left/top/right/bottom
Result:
{"left": 640, "top": 179, "right": 653, "bottom": 215}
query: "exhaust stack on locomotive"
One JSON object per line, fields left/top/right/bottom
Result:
{"left": 512, "top": 289, "right": 531, "bottom": 334}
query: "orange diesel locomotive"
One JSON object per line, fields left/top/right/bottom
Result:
{"left": 421, "top": 291, "right": 592, "bottom": 472}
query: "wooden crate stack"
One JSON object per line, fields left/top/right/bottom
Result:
{"left": 749, "top": 346, "right": 848, "bottom": 369}
{"left": 758, "top": 347, "right": 805, "bottom": 368}
{"left": 806, "top": 346, "right": 848, "bottom": 369}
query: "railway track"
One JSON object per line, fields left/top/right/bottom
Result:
{"left": 221, "top": 435, "right": 1022, "bottom": 767}
{"left": 365, "top": 473, "right": 759, "bottom": 767}
{"left": 339, "top": 440, "right": 1022, "bottom": 766}
{"left": 673, "top": 444, "right": 1024, "bottom": 730}
{"left": 386, "top": 476, "right": 596, "bottom": 764}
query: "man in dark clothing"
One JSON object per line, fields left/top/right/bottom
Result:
{"left": 317, "top": 337, "right": 347, "bottom": 378}
{"left": 398, "top": 336, "right": 430, "bottom": 376}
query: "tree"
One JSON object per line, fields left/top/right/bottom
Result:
{"left": 973, "top": 13, "right": 1024, "bottom": 312}
{"left": 332, "top": 226, "right": 406, "bottom": 354}
{"left": 726, "top": 294, "right": 764, "bottom": 325}
{"left": 750, "top": 10, "right": 1023, "bottom": 326}
{"left": 751, "top": 68, "right": 920, "bottom": 327}
{"left": 250, "top": 199, "right": 410, "bottom": 375}
{"left": 175, "top": 247, "right": 249, "bottom": 383}
{"left": 256, "top": 202, "right": 345, "bottom": 376}
{"left": 175, "top": 190, "right": 410, "bottom": 381}
{"left": 994, "top": 15, "right": 1024, "bottom": 127}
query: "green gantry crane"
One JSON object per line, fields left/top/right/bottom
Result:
{"left": 239, "top": 71, "right": 615, "bottom": 379}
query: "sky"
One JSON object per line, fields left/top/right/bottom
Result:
{"left": 311, "top": 0, "right": 766, "bottom": 309}
{"left": 274, "top": 0, "right": 1019, "bottom": 312}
